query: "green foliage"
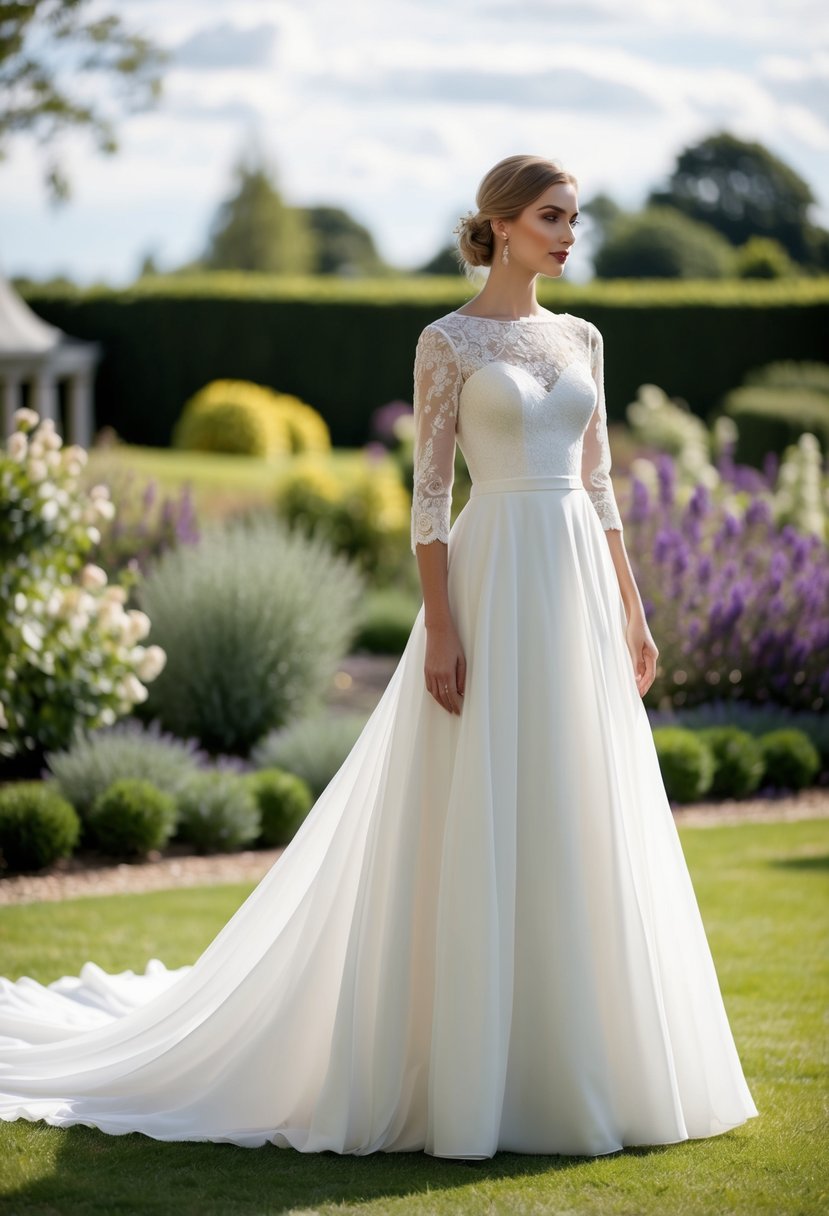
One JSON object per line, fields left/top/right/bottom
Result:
{"left": 724, "top": 385, "right": 829, "bottom": 466}
{"left": 87, "top": 777, "right": 177, "bottom": 857}
{"left": 172, "top": 379, "right": 331, "bottom": 460}
{"left": 305, "top": 205, "right": 389, "bottom": 276}
{"left": 0, "top": 780, "right": 80, "bottom": 872}
{"left": 0, "top": 0, "right": 167, "bottom": 204}
{"left": 137, "top": 513, "right": 366, "bottom": 754}
{"left": 251, "top": 711, "right": 371, "bottom": 798}
{"left": 273, "top": 453, "right": 410, "bottom": 575}
{"left": 695, "top": 726, "right": 765, "bottom": 798}
{"left": 734, "top": 236, "right": 797, "bottom": 279}
{"left": 45, "top": 718, "right": 204, "bottom": 824}
{"left": 758, "top": 729, "right": 821, "bottom": 790}
{"left": 17, "top": 278, "right": 829, "bottom": 449}
{"left": 353, "top": 586, "right": 421, "bottom": 654}
{"left": 0, "top": 409, "right": 167, "bottom": 763}
{"left": 243, "top": 767, "right": 314, "bottom": 846}
{"left": 202, "top": 158, "right": 315, "bottom": 275}
{"left": 647, "top": 131, "right": 826, "bottom": 268}
{"left": 744, "top": 360, "right": 829, "bottom": 394}
{"left": 652, "top": 727, "right": 716, "bottom": 802}
{"left": 593, "top": 206, "right": 736, "bottom": 279}
{"left": 175, "top": 770, "right": 261, "bottom": 853}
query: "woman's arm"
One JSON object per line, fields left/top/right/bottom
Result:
{"left": 411, "top": 325, "right": 466, "bottom": 715}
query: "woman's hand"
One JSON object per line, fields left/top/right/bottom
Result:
{"left": 625, "top": 614, "right": 659, "bottom": 698}
{"left": 424, "top": 620, "right": 466, "bottom": 714}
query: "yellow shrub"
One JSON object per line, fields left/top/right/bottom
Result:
{"left": 173, "top": 381, "right": 331, "bottom": 458}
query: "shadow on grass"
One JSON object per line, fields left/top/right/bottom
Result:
{"left": 3, "top": 1121, "right": 680, "bottom": 1216}
{"left": 768, "top": 854, "right": 829, "bottom": 872}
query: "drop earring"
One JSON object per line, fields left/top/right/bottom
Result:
{"left": 501, "top": 235, "right": 510, "bottom": 265}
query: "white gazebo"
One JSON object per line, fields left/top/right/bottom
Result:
{"left": 0, "top": 273, "right": 101, "bottom": 448}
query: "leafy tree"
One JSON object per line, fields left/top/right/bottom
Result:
{"left": 202, "top": 158, "right": 316, "bottom": 275}
{"left": 417, "top": 244, "right": 464, "bottom": 275}
{"left": 0, "top": 0, "right": 167, "bottom": 203}
{"left": 593, "top": 206, "right": 735, "bottom": 279}
{"left": 648, "top": 131, "right": 828, "bottom": 268}
{"left": 305, "top": 205, "right": 390, "bottom": 275}
{"left": 733, "top": 236, "right": 797, "bottom": 280}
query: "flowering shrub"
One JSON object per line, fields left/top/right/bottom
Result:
{"left": 0, "top": 408, "right": 167, "bottom": 763}
{"left": 626, "top": 451, "right": 829, "bottom": 712}
{"left": 81, "top": 462, "right": 200, "bottom": 578}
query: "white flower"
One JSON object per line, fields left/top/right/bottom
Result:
{"left": 28, "top": 459, "right": 48, "bottom": 482}
{"left": 136, "top": 644, "right": 166, "bottom": 682}
{"left": 45, "top": 589, "right": 64, "bottom": 616}
{"left": 40, "top": 499, "right": 60, "bottom": 522}
{"left": 63, "top": 444, "right": 88, "bottom": 466}
{"left": 80, "top": 563, "right": 108, "bottom": 591}
{"left": 89, "top": 484, "right": 111, "bottom": 501}
{"left": 120, "top": 673, "right": 148, "bottom": 704}
{"left": 6, "top": 432, "right": 27, "bottom": 461}
{"left": 0, "top": 702, "right": 7, "bottom": 729}
{"left": 12, "top": 407, "right": 39, "bottom": 432}
{"left": 94, "top": 498, "right": 116, "bottom": 521}
{"left": 98, "top": 601, "right": 127, "bottom": 631}
{"left": 99, "top": 707, "right": 117, "bottom": 726}
{"left": 68, "top": 611, "right": 91, "bottom": 635}
{"left": 86, "top": 525, "right": 101, "bottom": 544}
{"left": 13, "top": 592, "right": 26, "bottom": 614}
{"left": 102, "top": 584, "right": 128, "bottom": 605}
{"left": 45, "top": 449, "right": 62, "bottom": 469}
{"left": 123, "top": 609, "right": 152, "bottom": 644}
{"left": 21, "top": 622, "right": 42, "bottom": 651}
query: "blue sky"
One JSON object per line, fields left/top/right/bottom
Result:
{"left": 0, "top": 0, "right": 826, "bottom": 285}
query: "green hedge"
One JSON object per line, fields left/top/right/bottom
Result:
{"left": 20, "top": 275, "right": 829, "bottom": 449}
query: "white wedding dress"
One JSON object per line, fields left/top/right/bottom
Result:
{"left": 0, "top": 309, "right": 758, "bottom": 1159}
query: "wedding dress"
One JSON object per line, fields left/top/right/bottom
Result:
{"left": 0, "top": 309, "right": 758, "bottom": 1159}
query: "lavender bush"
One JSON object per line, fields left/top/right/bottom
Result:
{"left": 626, "top": 450, "right": 828, "bottom": 713}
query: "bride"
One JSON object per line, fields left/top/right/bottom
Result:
{"left": 0, "top": 153, "right": 758, "bottom": 1160}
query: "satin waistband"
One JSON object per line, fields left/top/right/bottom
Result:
{"left": 469, "top": 474, "right": 585, "bottom": 497}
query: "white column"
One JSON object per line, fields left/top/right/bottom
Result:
{"left": 32, "top": 371, "right": 59, "bottom": 429}
{"left": 2, "top": 376, "right": 21, "bottom": 439}
{"left": 67, "top": 371, "right": 93, "bottom": 449}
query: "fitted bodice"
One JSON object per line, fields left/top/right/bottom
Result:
{"left": 409, "top": 309, "right": 624, "bottom": 553}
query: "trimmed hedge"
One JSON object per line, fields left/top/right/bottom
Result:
{"left": 87, "top": 777, "right": 177, "bottom": 857}
{"left": 20, "top": 277, "right": 829, "bottom": 449}
{"left": 0, "top": 781, "right": 80, "bottom": 872}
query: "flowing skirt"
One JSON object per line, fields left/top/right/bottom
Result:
{"left": 0, "top": 475, "right": 759, "bottom": 1158}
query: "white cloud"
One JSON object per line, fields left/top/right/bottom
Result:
{"left": 1, "top": 0, "right": 826, "bottom": 282}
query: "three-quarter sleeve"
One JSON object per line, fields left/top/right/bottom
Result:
{"left": 581, "top": 321, "right": 624, "bottom": 532}
{"left": 410, "top": 324, "right": 462, "bottom": 554}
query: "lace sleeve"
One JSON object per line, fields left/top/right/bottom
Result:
{"left": 581, "top": 321, "right": 624, "bottom": 532}
{"left": 410, "top": 324, "right": 462, "bottom": 554}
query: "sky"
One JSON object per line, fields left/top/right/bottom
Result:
{"left": 0, "top": 0, "right": 827, "bottom": 286}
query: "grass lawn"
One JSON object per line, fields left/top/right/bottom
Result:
{"left": 0, "top": 819, "right": 826, "bottom": 1216}
{"left": 83, "top": 443, "right": 397, "bottom": 523}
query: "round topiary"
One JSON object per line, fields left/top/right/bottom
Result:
{"left": 757, "top": 729, "right": 821, "bottom": 791}
{"left": 652, "top": 727, "right": 715, "bottom": 803}
{"left": 175, "top": 770, "right": 261, "bottom": 853}
{"left": 243, "top": 767, "right": 314, "bottom": 847}
{"left": 0, "top": 781, "right": 80, "bottom": 872}
{"left": 696, "top": 726, "right": 766, "bottom": 799}
{"left": 87, "top": 777, "right": 177, "bottom": 857}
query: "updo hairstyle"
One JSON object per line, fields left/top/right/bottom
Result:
{"left": 453, "top": 154, "right": 578, "bottom": 278}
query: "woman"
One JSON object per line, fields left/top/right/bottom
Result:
{"left": 0, "top": 154, "right": 758, "bottom": 1160}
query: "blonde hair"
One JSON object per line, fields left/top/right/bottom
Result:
{"left": 454, "top": 154, "right": 578, "bottom": 279}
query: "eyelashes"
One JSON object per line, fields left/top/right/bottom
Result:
{"left": 544, "top": 216, "right": 580, "bottom": 226}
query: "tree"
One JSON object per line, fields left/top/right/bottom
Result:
{"left": 593, "top": 206, "right": 735, "bottom": 279}
{"left": 305, "top": 206, "right": 390, "bottom": 276}
{"left": 0, "top": 0, "right": 167, "bottom": 204}
{"left": 202, "top": 158, "right": 316, "bottom": 275}
{"left": 648, "top": 131, "right": 828, "bottom": 268}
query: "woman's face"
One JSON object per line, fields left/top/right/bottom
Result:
{"left": 495, "top": 181, "right": 579, "bottom": 277}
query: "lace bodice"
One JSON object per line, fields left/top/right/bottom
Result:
{"left": 410, "top": 309, "right": 624, "bottom": 553}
